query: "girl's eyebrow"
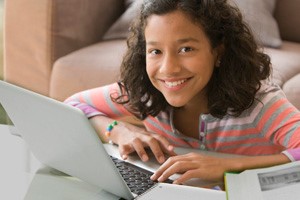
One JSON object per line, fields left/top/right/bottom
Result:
{"left": 146, "top": 37, "right": 200, "bottom": 46}
{"left": 177, "top": 37, "right": 200, "bottom": 44}
{"left": 146, "top": 41, "right": 159, "bottom": 46}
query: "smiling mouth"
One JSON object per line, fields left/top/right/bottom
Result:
{"left": 164, "top": 79, "right": 188, "bottom": 88}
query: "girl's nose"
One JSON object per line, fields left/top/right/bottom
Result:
{"left": 159, "top": 53, "right": 181, "bottom": 74}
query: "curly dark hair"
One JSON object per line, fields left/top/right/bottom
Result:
{"left": 114, "top": 0, "right": 271, "bottom": 119}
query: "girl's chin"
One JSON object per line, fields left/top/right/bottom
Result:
{"left": 165, "top": 99, "right": 186, "bottom": 108}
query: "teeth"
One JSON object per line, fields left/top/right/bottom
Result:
{"left": 165, "top": 79, "right": 187, "bottom": 87}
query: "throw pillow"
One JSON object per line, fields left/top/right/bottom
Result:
{"left": 102, "top": 0, "right": 143, "bottom": 40}
{"left": 230, "top": 0, "right": 282, "bottom": 48}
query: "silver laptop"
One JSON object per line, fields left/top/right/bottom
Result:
{"left": 0, "top": 80, "right": 172, "bottom": 199}
{"left": 0, "top": 81, "right": 228, "bottom": 200}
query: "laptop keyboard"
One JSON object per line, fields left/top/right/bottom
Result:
{"left": 110, "top": 156, "right": 172, "bottom": 195}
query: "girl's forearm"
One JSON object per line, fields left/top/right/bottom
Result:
{"left": 227, "top": 153, "right": 291, "bottom": 172}
{"left": 89, "top": 115, "right": 144, "bottom": 144}
{"left": 89, "top": 115, "right": 118, "bottom": 143}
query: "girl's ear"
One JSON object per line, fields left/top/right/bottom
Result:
{"left": 215, "top": 44, "right": 225, "bottom": 67}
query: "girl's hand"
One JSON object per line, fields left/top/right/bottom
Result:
{"left": 113, "top": 123, "right": 176, "bottom": 164}
{"left": 150, "top": 152, "right": 229, "bottom": 184}
{"left": 150, "top": 152, "right": 292, "bottom": 185}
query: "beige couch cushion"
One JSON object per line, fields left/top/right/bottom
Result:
{"left": 103, "top": 0, "right": 282, "bottom": 48}
{"left": 265, "top": 42, "right": 300, "bottom": 86}
{"left": 50, "top": 40, "right": 127, "bottom": 101}
{"left": 265, "top": 41, "right": 300, "bottom": 109}
{"left": 283, "top": 74, "right": 300, "bottom": 109}
{"left": 231, "top": 0, "right": 281, "bottom": 48}
{"left": 103, "top": 0, "right": 142, "bottom": 40}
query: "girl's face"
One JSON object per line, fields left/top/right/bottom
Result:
{"left": 145, "top": 10, "right": 220, "bottom": 109}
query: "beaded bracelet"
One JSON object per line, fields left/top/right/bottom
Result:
{"left": 105, "top": 120, "right": 118, "bottom": 144}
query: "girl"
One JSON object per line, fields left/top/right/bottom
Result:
{"left": 65, "top": 0, "right": 300, "bottom": 185}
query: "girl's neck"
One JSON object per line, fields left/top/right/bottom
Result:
{"left": 179, "top": 93, "right": 209, "bottom": 115}
{"left": 173, "top": 99, "right": 209, "bottom": 139}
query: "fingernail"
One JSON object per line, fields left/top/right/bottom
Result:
{"left": 168, "top": 145, "right": 174, "bottom": 151}
{"left": 142, "top": 155, "right": 148, "bottom": 162}
{"left": 158, "top": 156, "right": 165, "bottom": 163}
{"left": 150, "top": 174, "right": 156, "bottom": 180}
{"left": 157, "top": 176, "right": 163, "bottom": 182}
{"left": 122, "top": 155, "right": 127, "bottom": 160}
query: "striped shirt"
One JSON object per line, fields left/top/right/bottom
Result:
{"left": 64, "top": 82, "right": 300, "bottom": 161}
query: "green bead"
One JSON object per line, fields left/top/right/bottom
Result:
{"left": 107, "top": 124, "right": 113, "bottom": 131}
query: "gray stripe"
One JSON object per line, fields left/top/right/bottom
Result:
{"left": 206, "top": 92, "right": 280, "bottom": 133}
{"left": 145, "top": 117, "right": 176, "bottom": 137}
{"left": 156, "top": 113, "right": 170, "bottom": 125}
{"left": 103, "top": 86, "right": 123, "bottom": 116}
{"left": 258, "top": 97, "right": 290, "bottom": 136}
{"left": 206, "top": 132, "right": 262, "bottom": 144}
{"left": 145, "top": 117, "right": 197, "bottom": 147}
{"left": 283, "top": 125, "right": 299, "bottom": 147}
{"left": 82, "top": 91, "right": 96, "bottom": 108}
{"left": 206, "top": 95, "right": 284, "bottom": 137}
{"left": 216, "top": 141, "right": 275, "bottom": 153}
{"left": 267, "top": 111, "right": 296, "bottom": 145}
{"left": 272, "top": 111, "right": 299, "bottom": 146}
{"left": 207, "top": 120, "right": 255, "bottom": 133}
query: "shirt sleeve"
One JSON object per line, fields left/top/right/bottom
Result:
{"left": 257, "top": 82, "right": 300, "bottom": 161}
{"left": 64, "top": 83, "right": 133, "bottom": 119}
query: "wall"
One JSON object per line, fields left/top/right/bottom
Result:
{"left": 0, "top": 0, "right": 7, "bottom": 124}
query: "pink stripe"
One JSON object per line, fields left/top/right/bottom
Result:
{"left": 208, "top": 127, "right": 257, "bottom": 140}
{"left": 188, "top": 141, "right": 200, "bottom": 148}
{"left": 84, "top": 84, "right": 131, "bottom": 118}
{"left": 264, "top": 106, "right": 295, "bottom": 142}
{"left": 147, "top": 116, "right": 173, "bottom": 132}
{"left": 144, "top": 121, "right": 188, "bottom": 146}
{"left": 208, "top": 136, "right": 265, "bottom": 148}
{"left": 257, "top": 98, "right": 288, "bottom": 132}
{"left": 105, "top": 84, "right": 132, "bottom": 116}
{"left": 208, "top": 92, "right": 274, "bottom": 128}
{"left": 217, "top": 144, "right": 282, "bottom": 156}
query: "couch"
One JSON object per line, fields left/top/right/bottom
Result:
{"left": 3, "top": 0, "right": 300, "bottom": 110}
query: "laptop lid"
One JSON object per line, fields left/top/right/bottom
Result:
{"left": 0, "top": 81, "right": 134, "bottom": 200}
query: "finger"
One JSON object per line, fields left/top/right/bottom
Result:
{"left": 173, "top": 169, "right": 200, "bottom": 185}
{"left": 146, "top": 137, "right": 167, "bottom": 164}
{"left": 151, "top": 155, "right": 196, "bottom": 181}
{"left": 156, "top": 162, "right": 186, "bottom": 182}
{"left": 152, "top": 134, "right": 176, "bottom": 156}
{"left": 118, "top": 144, "right": 134, "bottom": 160}
{"left": 150, "top": 156, "right": 178, "bottom": 180}
{"left": 157, "top": 160, "right": 199, "bottom": 182}
{"left": 131, "top": 138, "right": 149, "bottom": 162}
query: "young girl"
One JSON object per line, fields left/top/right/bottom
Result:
{"left": 65, "top": 0, "right": 300, "bottom": 185}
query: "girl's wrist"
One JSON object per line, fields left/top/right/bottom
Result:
{"left": 225, "top": 154, "right": 291, "bottom": 173}
{"left": 105, "top": 120, "right": 118, "bottom": 144}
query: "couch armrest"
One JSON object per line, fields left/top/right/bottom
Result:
{"left": 4, "top": 0, "right": 124, "bottom": 96}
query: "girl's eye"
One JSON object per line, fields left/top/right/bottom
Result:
{"left": 148, "top": 49, "right": 161, "bottom": 55}
{"left": 180, "top": 47, "right": 193, "bottom": 53}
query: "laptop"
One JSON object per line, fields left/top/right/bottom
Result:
{"left": 0, "top": 81, "right": 227, "bottom": 200}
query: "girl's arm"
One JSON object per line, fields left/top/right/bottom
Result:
{"left": 151, "top": 152, "right": 291, "bottom": 184}
{"left": 64, "top": 83, "right": 133, "bottom": 119}
{"left": 64, "top": 83, "right": 176, "bottom": 163}
{"left": 90, "top": 115, "right": 176, "bottom": 163}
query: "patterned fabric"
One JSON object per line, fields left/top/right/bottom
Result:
{"left": 64, "top": 82, "right": 300, "bottom": 160}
